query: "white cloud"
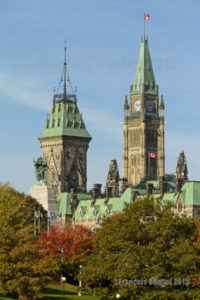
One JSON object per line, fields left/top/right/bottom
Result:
{"left": 0, "top": 71, "right": 123, "bottom": 140}
{"left": 80, "top": 106, "right": 123, "bottom": 141}
{"left": 0, "top": 71, "right": 51, "bottom": 110}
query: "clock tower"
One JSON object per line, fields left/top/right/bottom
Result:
{"left": 123, "top": 38, "right": 165, "bottom": 186}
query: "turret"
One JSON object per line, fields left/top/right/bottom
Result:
{"left": 105, "top": 158, "right": 120, "bottom": 197}
{"left": 159, "top": 95, "right": 165, "bottom": 117}
{"left": 124, "top": 95, "right": 129, "bottom": 117}
{"left": 176, "top": 150, "right": 188, "bottom": 193}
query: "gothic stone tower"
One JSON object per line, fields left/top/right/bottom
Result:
{"left": 38, "top": 46, "right": 92, "bottom": 196}
{"left": 123, "top": 38, "right": 165, "bottom": 186}
{"left": 105, "top": 158, "right": 120, "bottom": 197}
{"left": 175, "top": 150, "right": 188, "bottom": 193}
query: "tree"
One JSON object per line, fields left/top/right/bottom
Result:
{"left": 39, "top": 224, "right": 95, "bottom": 282}
{"left": 0, "top": 183, "right": 54, "bottom": 300}
{"left": 81, "top": 197, "right": 200, "bottom": 300}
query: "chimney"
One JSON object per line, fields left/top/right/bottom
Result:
{"left": 104, "top": 186, "right": 112, "bottom": 205}
{"left": 91, "top": 184, "right": 102, "bottom": 207}
{"left": 132, "top": 191, "right": 139, "bottom": 202}
{"left": 93, "top": 184, "right": 102, "bottom": 198}
{"left": 159, "top": 176, "right": 167, "bottom": 197}
{"left": 120, "top": 177, "right": 128, "bottom": 195}
{"left": 70, "top": 188, "right": 78, "bottom": 214}
{"left": 146, "top": 183, "right": 154, "bottom": 195}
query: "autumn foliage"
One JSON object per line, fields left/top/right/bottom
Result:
{"left": 39, "top": 225, "right": 95, "bottom": 281}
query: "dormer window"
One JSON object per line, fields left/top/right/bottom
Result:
{"left": 80, "top": 122, "right": 85, "bottom": 129}
{"left": 52, "top": 119, "right": 55, "bottom": 128}
{"left": 105, "top": 207, "right": 109, "bottom": 216}
{"left": 58, "top": 119, "right": 60, "bottom": 127}
{"left": 92, "top": 207, "right": 96, "bottom": 216}
{"left": 58, "top": 103, "right": 61, "bottom": 112}
{"left": 74, "top": 122, "right": 79, "bottom": 128}
{"left": 67, "top": 120, "right": 72, "bottom": 128}
{"left": 46, "top": 120, "right": 49, "bottom": 129}
{"left": 79, "top": 208, "right": 83, "bottom": 218}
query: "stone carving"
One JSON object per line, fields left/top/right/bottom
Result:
{"left": 33, "top": 157, "right": 48, "bottom": 184}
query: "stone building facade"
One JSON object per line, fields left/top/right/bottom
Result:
{"left": 123, "top": 38, "right": 165, "bottom": 186}
{"left": 38, "top": 46, "right": 91, "bottom": 197}
{"left": 30, "top": 37, "right": 200, "bottom": 228}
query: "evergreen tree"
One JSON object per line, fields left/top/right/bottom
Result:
{"left": 81, "top": 197, "right": 200, "bottom": 299}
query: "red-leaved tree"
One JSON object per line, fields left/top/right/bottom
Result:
{"left": 39, "top": 225, "right": 95, "bottom": 282}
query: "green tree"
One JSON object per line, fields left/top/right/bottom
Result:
{"left": 81, "top": 197, "right": 200, "bottom": 300}
{"left": 0, "top": 183, "right": 54, "bottom": 300}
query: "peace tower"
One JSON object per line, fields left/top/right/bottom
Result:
{"left": 123, "top": 38, "right": 165, "bottom": 186}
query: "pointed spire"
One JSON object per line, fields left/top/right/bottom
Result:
{"left": 159, "top": 95, "right": 165, "bottom": 110}
{"left": 63, "top": 40, "right": 67, "bottom": 100}
{"left": 132, "top": 39, "right": 156, "bottom": 95}
{"left": 176, "top": 150, "right": 188, "bottom": 193}
{"left": 124, "top": 95, "right": 129, "bottom": 110}
{"left": 105, "top": 158, "right": 120, "bottom": 197}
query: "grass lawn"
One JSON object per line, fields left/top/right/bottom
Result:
{"left": 43, "top": 283, "right": 99, "bottom": 299}
{"left": 0, "top": 283, "right": 99, "bottom": 300}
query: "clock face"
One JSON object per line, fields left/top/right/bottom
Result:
{"left": 146, "top": 99, "right": 155, "bottom": 113}
{"left": 134, "top": 99, "right": 141, "bottom": 112}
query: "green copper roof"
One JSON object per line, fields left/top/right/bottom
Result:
{"left": 161, "top": 182, "right": 200, "bottom": 206}
{"left": 132, "top": 39, "right": 157, "bottom": 95}
{"left": 74, "top": 197, "right": 119, "bottom": 222}
{"left": 39, "top": 101, "right": 92, "bottom": 139}
{"left": 56, "top": 192, "right": 93, "bottom": 216}
{"left": 162, "top": 193, "right": 177, "bottom": 206}
{"left": 111, "top": 188, "right": 134, "bottom": 212}
{"left": 56, "top": 192, "right": 72, "bottom": 215}
{"left": 180, "top": 182, "right": 200, "bottom": 205}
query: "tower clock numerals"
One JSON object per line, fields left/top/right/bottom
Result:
{"left": 134, "top": 99, "right": 141, "bottom": 112}
{"left": 146, "top": 99, "right": 155, "bottom": 113}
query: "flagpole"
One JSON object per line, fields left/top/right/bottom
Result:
{"left": 144, "top": 15, "right": 145, "bottom": 39}
{"left": 148, "top": 153, "right": 150, "bottom": 179}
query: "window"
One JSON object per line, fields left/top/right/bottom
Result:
{"left": 79, "top": 208, "right": 83, "bottom": 218}
{"left": 105, "top": 207, "right": 109, "bottom": 216}
{"left": 58, "top": 103, "right": 61, "bottom": 112}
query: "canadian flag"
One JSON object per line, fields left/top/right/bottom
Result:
{"left": 144, "top": 13, "right": 150, "bottom": 20}
{"left": 149, "top": 153, "right": 157, "bottom": 158}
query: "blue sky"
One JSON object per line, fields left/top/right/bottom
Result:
{"left": 0, "top": 0, "right": 200, "bottom": 193}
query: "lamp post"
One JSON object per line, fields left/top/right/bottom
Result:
{"left": 60, "top": 248, "right": 67, "bottom": 299}
{"left": 78, "top": 264, "right": 82, "bottom": 296}
{"left": 116, "top": 293, "right": 120, "bottom": 299}
{"left": 61, "top": 275, "right": 66, "bottom": 299}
